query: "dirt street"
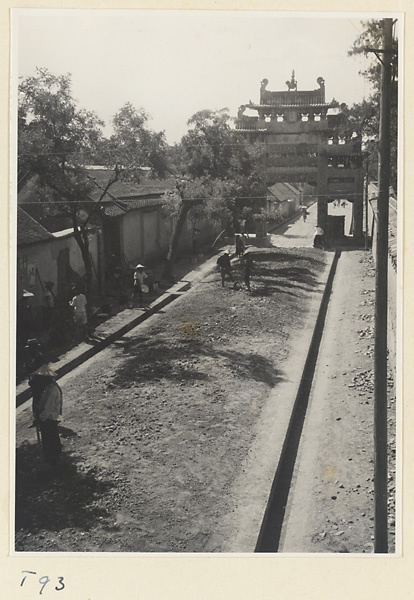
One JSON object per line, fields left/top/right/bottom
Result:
{"left": 16, "top": 247, "right": 329, "bottom": 552}
{"left": 280, "top": 250, "right": 396, "bottom": 553}
{"left": 15, "top": 201, "right": 396, "bottom": 554}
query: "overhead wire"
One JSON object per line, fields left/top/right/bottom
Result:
{"left": 18, "top": 139, "right": 359, "bottom": 156}
{"left": 348, "top": 18, "right": 363, "bottom": 36}
{"left": 18, "top": 190, "right": 369, "bottom": 205}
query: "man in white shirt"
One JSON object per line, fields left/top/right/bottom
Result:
{"left": 130, "top": 264, "right": 148, "bottom": 308}
{"left": 69, "top": 287, "right": 88, "bottom": 339}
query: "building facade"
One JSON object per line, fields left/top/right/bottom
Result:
{"left": 235, "top": 73, "right": 364, "bottom": 238}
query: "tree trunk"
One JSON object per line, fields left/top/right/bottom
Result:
{"left": 163, "top": 201, "right": 192, "bottom": 281}
{"left": 72, "top": 223, "right": 93, "bottom": 302}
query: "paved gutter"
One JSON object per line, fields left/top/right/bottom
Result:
{"left": 217, "top": 250, "right": 336, "bottom": 551}
{"left": 255, "top": 250, "right": 340, "bottom": 552}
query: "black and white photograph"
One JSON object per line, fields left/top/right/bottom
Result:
{"left": 12, "top": 8, "right": 401, "bottom": 560}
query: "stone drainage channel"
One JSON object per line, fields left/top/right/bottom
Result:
{"left": 15, "top": 248, "right": 342, "bottom": 553}
{"left": 255, "top": 249, "right": 341, "bottom": 552}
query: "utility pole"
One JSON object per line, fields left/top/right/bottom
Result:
{"left": 374, "top": 17, "right": 393, "bottom": 554}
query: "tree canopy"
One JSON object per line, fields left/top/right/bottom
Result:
{"left": 174, "top": 108, "right": 266, "bottom": 230}
{"left": 159, "top": 108, "right": 267, "bottom": 278}
{"left": 18, "top": 68, "right": 104, "bottom": 194}
{"left": 346, "top": 20, "right": 398, "bottom": 189}
{"left": 18, "top": 68, "right": 169, "bottom": 297}
{"left": 95, "top": 102, "right": 169, "bottom": 180}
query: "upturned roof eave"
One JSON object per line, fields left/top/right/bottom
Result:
{"left": 247, "top": 102, "right": 333, "bottom": 110}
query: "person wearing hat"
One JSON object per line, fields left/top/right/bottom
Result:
{"left": 216, "top": 250, "right": 234, "bottom": 287}
{"left": 130, "top": 264, "right": 148, "bottom": 308}
{"left": 28, "top": 364, "right": 63, "bottom": 466}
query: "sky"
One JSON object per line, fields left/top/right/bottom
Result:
{"left": 14, "top": 9, "right": 386, "bottom": 145}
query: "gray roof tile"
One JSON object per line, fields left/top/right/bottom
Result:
{"left": 17, "top": 207, "right": 54, "bottom": 246}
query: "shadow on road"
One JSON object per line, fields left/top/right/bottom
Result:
{"left": 110, "top": 337, "right": 284, "bottom": 389}
{"left": 58, "top": 425, "right": 79, "bottom": 439}
{"left": 106, "top": 250, "right": 326, "bottom": 391}
{"left": 275, "top": 233, "right": 306, "bottom": 239}
{"left": 239, "top": 251, "right": 324, "bottom": 298}
{"left": 251, "top": 250, "right": 324, "bottom": 267}
{"left": 15, "top": 443, "right": 114, "bottom": 535}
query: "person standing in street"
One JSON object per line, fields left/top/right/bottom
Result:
{"left": 69, "top": 286, "right": 88, "bottom": 339}
{"left": 29, "top": 364, "right": 63, "bottom": 466}
{"left": 313, "top": 225, "right": 325, "bottom": 249}
{"left": 240, "top": 234, "right": 246, "bottom": 255}
{"left": 130, "top": 264, "right": 148, "bottom": 308}
{"left": 217, "top": 250, "right": 234, "bottom": 287}
{"left": 235, "top": 234, "right": 244, "bottom": 257}
{"left": 243, "top": 250, "right": 254, "bottom": 291}
{"left": 240, "top": 218, "right": 249, "bottom": 238}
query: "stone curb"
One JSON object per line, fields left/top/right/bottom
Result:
{"left": 16, "top": 281, "right": 188, "bottom": 406}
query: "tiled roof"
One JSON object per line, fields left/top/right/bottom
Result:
{"left": 284, "top": 182, "right": 301, "bottom": 195}
{"left": 87, "top": 169, "right": 176, "bottom": 202}
{"left": 119, "top": 195, "right": 167, "bottom": 210}
{"left": 100, "top": 201, "right": 128, "bottom": 218}
{"left": 18, "top": 171, "right": 175, "bottom": 222}
{"left": 18, "top": 176, "right": 42, "bottom": 203}
{"left": 96, "top": 193, "right": 167, "bottom": 217}
{"left": 18, "top": 202, "right": 85, "bottom": 233}
{"left": 268, "top": 182, "right": 301, "bottom": 202}
{"left": 17, "top": 207, "right": 54, "bottom": 246}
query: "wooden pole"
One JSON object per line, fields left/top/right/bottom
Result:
{"left": 374, "top": 17, "right": 392, "bottom": 554}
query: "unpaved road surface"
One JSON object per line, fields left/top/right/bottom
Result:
{"left": 16, "top": 247, "right": 329, "bottom": 552}
{"left": 280, "top": 250, "right": 396, "bottom": 553}
{"left": 269, "top": 201, "right": 351, "bottom": 248}
{"left": 15, "top": 202, "right": 396, "bottom": 554}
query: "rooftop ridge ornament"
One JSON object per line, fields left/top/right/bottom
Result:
{"left": 260, "top": 78, "right": 268, "bottom": 92}
{"left": 286, "top": 70, "right": 297, "bottom": 91}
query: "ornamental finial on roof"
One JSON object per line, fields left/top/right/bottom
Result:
{"left": 286, "top": 70, "right": 297, "bottom": 91}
